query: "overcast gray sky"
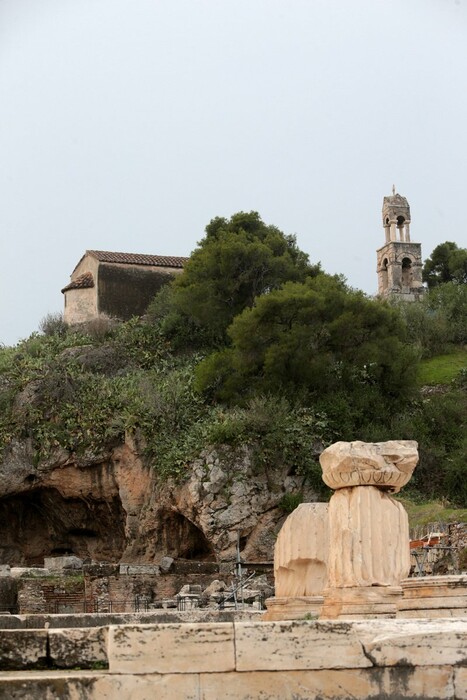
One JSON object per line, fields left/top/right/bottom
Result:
{"left": 1, "top": 0, "right": 467, "bottom": 346}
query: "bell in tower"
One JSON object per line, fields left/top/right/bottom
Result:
{"left": 377, "top": 188, "right": 425, "bottom": 301}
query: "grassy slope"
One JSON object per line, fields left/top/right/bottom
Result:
{"left": 397, "top": 497, "right": 467, "bottom": 530}
{"left": 417, "top": 348, "right": 467, "bottom": 385}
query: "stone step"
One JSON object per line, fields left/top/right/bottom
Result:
{"left": 0, "top": 618, "right": 467, "bottom": 700}
{"left": 0, "top": 627, "right": 108, "bottom": 671}
{"left": 0, "top": 667, "right": 466, "bottom": 700}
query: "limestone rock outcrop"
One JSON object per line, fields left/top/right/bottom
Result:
{"left": 134, "top": 446, "right": 317, "bottom": 563}
{"left": 0, "top": 436, "right": 316, "bottom": 566}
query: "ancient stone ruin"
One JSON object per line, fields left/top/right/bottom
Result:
{"left": 265, "top": 440, "right": 418, "bottom": 620}
{"left": 320, "top": 440, "right": 418, "bottom": 619}
{"left": 263, "top": 503, "right": 328, "bottom": 621}
{"left": 1, "top": 439, "right": 467, "bottom": 698}
{"left": 266, "top": 439, "right": 467, "bottom": 623}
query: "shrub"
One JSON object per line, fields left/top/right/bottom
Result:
{"left": 77, "top": 314, "right": 119, "bottom": 342}
{"left": 279, "top": 492, "right": 303, "bottom": 513}
{"left": 39, "top": 312, "right": 68, "bottom": 337}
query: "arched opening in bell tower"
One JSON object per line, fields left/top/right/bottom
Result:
{"left": 401, "top": 257, "right": 413, "bottom": 287}
{"left": 384, "top": 217, "right": 390, "bottom": 243}
{"left": 381, "top": 258, "right": 389, "bottom": 291}
{"left": 397, "top": 216, "right": 406, "bottom": 241}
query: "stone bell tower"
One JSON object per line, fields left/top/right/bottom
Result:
{"left": 376, "top": 187, "right": 425, "bottom": 301}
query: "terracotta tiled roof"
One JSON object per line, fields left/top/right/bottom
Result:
{"left": 87, "top": 250, "right": 188, "bottom": 268}
{"left": 61, "top": 272, "right": 94, "bottom": 294}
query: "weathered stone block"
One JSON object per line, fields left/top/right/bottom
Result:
{"left": 10, "top": 568, "right": 49, "bottom": 578}
{"left": 361, "top": 619, "right": 467, "bottom": 667}
{"left": 108, "top": 622, "right": 235, "bottom": 673}
{"left": 159, "top": 556, "right": 174, "bottom": 573}
{"left": 455, "top": 666, "right": 467, "bottom": 700}
{"left": 320, "top": 585, "right": 402, "bottom": 620}
{"left": 263, "top": 595, "right": 323, "bottom": 621}
{"left": 398, "top": 575, "right": 467, "bottom": 619}
{"left": 273, "top": 502, "right": 328, "bottom": 598}
{"left": 44, "top": 556, "right": 83, "bottom": 571}
{"left": 48, "top": 627, "right": 108, "bottom": 669}
{"left": 93, "top": 672, "right": 200, "bottom": 699}
{"left": 354, "top": 616, "right": 465, "bottom": 635}
{"left": 118, "top": 564, "right": 160, "bottom": 575}
{"left": 235, "top": 620, "right": 372, "bottom": 671}
{"left": 0, "top": 672, "right": 200, "bottom": 699}
{"left": 400, "top": 607, "right": 467, "bottom": 619}
{"left": 0, "top": 668, "right": 457, "bottom": 700}
{"left": 0, "top": 629, "right": 48, "bottom": 670}
{"left": 199, "top": 667, "right": 455, "bottom": 700}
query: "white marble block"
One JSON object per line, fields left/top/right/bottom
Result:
{"left": 274, "top": 502, "right": 329, "bottom": 597}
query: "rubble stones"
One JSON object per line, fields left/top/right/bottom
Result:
{"left": 159, "top": 557, "right": 174, "bottom": 573}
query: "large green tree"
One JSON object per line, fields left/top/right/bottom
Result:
{"left": 423, "top": 241, "right": 467, "bottom": 288}
{"left": 148, "top": 211, "right": 319, "bottom": 346}
{"left": 195, "top": 275, "right": 418, "bottom": 427}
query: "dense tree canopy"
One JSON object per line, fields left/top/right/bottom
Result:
{"left": 422, "top": 241, "right": 467, "bottom": 288}
{"left": 148, "top": 211, "right": 320, "bottom": 346}
{"left": 396, "top": 280, "right": 467, "bottom": 357}
{"left": 195, "top": 275, "right": 418, "bottom": 423}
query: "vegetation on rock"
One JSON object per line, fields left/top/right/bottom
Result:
{"left": 0, "top": 221, "right": 465, "bottom": 509}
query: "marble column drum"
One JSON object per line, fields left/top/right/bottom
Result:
{"left": 264, "top": 502, "right": 329, "bottom": 621}
{"left": 326, "top": 486, "right": 410, "bottom": 588}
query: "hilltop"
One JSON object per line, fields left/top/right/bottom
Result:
{"left": 0, "top": 214, "right": 465, "bottom": 565}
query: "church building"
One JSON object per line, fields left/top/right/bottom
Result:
{"left": 62, "top": 250, "right": 187, "bottom": 325}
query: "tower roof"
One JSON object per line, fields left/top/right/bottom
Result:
{"left": 382, "top": 189, "right": 410, "bottom": 223}
{"left": 382, "top": 192, "right": 410, "bottom": 209}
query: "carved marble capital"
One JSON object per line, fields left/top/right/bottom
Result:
{"left": 319, "top": 440, "right": 418, "bottom": 493}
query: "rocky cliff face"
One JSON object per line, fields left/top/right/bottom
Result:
{"left": 0, "top": 434, "right": 317, "bottom": 567}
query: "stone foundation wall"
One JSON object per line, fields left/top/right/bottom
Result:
{"left": 0, "top": 619, "right": 465, "bottom": 699}
{"left": 13, "top": 563, "right": 272, "bottom": 614}
{"left": 15, "top": 575, "right": 89, "bottom": 615}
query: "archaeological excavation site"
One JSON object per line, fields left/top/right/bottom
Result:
{"left": 0, "top": 437, "right": 466, "bottom": 699}
{"left": 3, "top": 0, "right": 467, "bottom": 689}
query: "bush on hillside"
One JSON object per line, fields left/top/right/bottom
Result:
{"left": 396, "top": 281, "right": 467, "bottom": 357}
{"left": 39, "top": 312, "right": 68, "bottom": 338}
{"left": 195, "top": 275, "right": 418, "bottom": 427}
